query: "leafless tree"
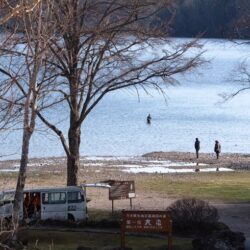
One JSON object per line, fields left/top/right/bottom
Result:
{"left": 0, "top": 0, "right": 54, "bottom": 237}
{"left": 220, "top": 62, "right": 250, "bottom": 101}
{"left": 30, "top": 0, "right": 204, "bottom": 186}
{"left": 0, "top": 0, "right": 43, "bottom": 25}
{"left": 220, "top": 1, "right": 250, "bottom": 101}
{"left": 1, "top": 0, "right": 204, "bottom": 188}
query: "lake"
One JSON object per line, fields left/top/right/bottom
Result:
{"left": 1, "top": 39, "right": 250, "bottom": 160}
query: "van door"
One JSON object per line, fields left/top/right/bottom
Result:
{"left": 67, "top": 191, "right": 86, "bottom": 220}
{"left": 41, "top": 192, "right": 67, "bottom": 220}
{"left": 24, "top": 192, "right": 41, "bottom": 220}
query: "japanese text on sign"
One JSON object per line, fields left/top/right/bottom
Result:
{"left": 122, "top": 210, "right": 172, "bottom": 233}
{"left": 121, "top": 210, "right": 173, "bottom": 250}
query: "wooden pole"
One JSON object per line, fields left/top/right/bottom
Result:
{"left": 121, "top": 229, "right": 125, "bottom": 249}
{"left": 121, "top": 210, "right": 125, "bottom": 249}
{"left": 112, "top": 199, "right": 114, "bottom": 215}
{"left": 168, "top": 220, "right": 173, "bottom": 250}
{"left": 130, "top": 198, "right": 132, "bottom": 209}
{"left": 168, "top": 233, "right": 172, "bottom": 250}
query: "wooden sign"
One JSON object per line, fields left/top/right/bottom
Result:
{"left": 108, "top": 181, "right": 135, "bottom": 200}
{"left": 121, "top": 210, "right": 172, "bottom": 250}
{"left": 100, "top": 180, "right": 136, "bottom": 213}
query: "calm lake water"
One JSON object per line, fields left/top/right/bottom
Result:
{"left": 1, "top": 39, "right": 250, "bottom": 160}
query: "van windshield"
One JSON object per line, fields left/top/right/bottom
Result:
{"left": 68, "top": 191, "right": 84, "bottom": 203}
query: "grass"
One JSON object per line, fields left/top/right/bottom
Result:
{"left": 1, "top": 171, "right": 250, "bottom": 203}
{"left": 17, "top": 230, "right": 193, "bottom": 250}
{"left": 136, "top": 171, "right": 250, "bottom": 202}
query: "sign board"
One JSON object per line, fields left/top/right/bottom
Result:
{"left": 121, "top": 210, "right": 172, "bottom": 250}
{"left": 122, "top": 210, "right": 172, "bottom": 233}
{"left": 108, "top": 181, "right": 135, "bottom": 200}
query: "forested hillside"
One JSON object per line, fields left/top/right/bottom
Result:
{"left": 1, "top": 0, "right": 250, "bottom": 39}
{"left": 163, "top": 0, "right": 250, "bottom": 39}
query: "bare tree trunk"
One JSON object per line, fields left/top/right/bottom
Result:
{"left": 67, "top": 123, "right": 80, "bottom": 186}
{"left": 12, "top": 128, "right": 32, "bottom": 227}
{"left": 67, "top": 71, "right": 81, "bottom": 186}
{"left": 9, "top": 0, "right": 45, "bottom": 231}
{"left": 12, "top": 83, "right": 34, "bottom": 236}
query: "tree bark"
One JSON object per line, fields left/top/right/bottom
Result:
{"left": 67, "top": 68, "right": 80, "bottom": 186}
{"left": 12, "top": 128, "right": 32, "bottom": 227}
{"left": 67, "top": 125, "right": 80, "bottom": 186}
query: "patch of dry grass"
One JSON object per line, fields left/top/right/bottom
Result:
{"left": 136, "top": 171, "right": 250, "bottom": 202}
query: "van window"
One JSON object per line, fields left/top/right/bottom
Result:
{"left": 42, "top": 192, "right": 66, "bottom": 204}
{"left": 0, "top": 193, "right": 14, "bottom": 206}
{"left": 2, "top": 193, "right": 15, "bottom": 202}
{"left": 67, "top": 192, "right": 84, "bottom": 203}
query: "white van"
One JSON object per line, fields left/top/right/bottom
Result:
{"left": 0, "top": 186, "right": 87, "bottom": 223}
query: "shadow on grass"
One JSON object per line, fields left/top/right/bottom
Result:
{"left": 17, "top": 229, "right": 193, "bottom": 250}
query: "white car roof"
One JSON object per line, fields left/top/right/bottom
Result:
{"left": 2, "top": 186, "right": 83, "bottom": 194}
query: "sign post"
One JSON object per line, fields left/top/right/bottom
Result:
{"left": 121, "top": 210, "right": 172, "bottom": 250}
{"left": 106, "top": 181, "right": 135, "bottom": 213}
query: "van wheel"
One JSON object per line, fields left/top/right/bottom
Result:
{"left": 68, "top": 214, "right": 75, "bottom": 222}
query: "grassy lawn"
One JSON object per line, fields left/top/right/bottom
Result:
{"left": 1, "top": 171, "right": 250, "bottom": 203}
{"left": 136, "top": 171, "right": 250, "bottom": 202}
{"left": 17, "top": 230, "right": 192, "bottom": 250}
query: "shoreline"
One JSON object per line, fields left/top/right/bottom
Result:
{"left": 1, "top": 151, "right": 250, "bottom": 170}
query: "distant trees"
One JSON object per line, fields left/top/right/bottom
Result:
{"left": 1, "top": 0, "right": 250, "bottom": 39}
{"left": 160, "top": 0, "right": 249, "bottom": 39}
{"left": 232, "top": 0, "right": 250, "bottom": 39}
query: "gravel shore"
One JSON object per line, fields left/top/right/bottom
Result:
{"left": 143, "top": 151, "right": 250, "bottom": 170}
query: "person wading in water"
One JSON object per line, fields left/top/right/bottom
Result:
{"left": 147, "top": 114, "right": 151, "bottom": 124}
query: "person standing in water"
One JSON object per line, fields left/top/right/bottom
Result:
{"left": 147, "top": 114, "right": 151, "bottom": 124}
{"left": 194, "top": 138, "right": 200, "bottom": 159}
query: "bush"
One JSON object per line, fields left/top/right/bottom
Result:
{"left": 167, "top": 198, "right": 219, "bottom": 234}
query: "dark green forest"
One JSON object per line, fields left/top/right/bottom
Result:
{"left": 1, "top": 0, "right": 250, "bottom": 39}
{"left": 160, "top": 0, "right": 250, "bottom": 39}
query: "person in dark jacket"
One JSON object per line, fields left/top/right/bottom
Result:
{"left": 194, "top": 138, "right": 200, "bottom": 158}
{"left": 147, "top": 114, "right": 151, "bottom": 124}
{"left": 214, "top": 140, "right": 221, "bottom": 160}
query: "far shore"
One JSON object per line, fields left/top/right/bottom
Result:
{"left": 1, "top": 151, "right": 250, "bottom": 170}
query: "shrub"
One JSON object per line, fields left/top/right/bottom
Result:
{"left": 167, "top": 198, "right": 219, "bottom": 234}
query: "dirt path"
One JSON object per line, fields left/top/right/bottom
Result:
{"left": 215, "top": 203, "right": 250, "bottom": 237}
